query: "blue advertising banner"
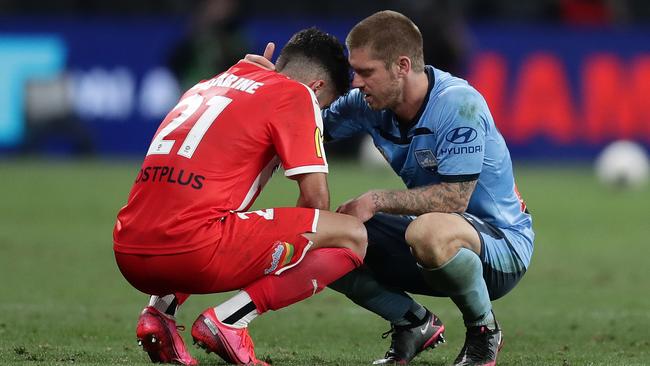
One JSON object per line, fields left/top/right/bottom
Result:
{"left": 1, "top": 16, "right": 649, "bottom": 158}
{"left": 0, "top": 16, "right": 186, "bottom": 155}
{"left": 466, "top": 24, "right": 650, "bottom": 159}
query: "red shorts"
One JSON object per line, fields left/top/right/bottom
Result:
{"left": 114, "top": 207, "right": 319, "bottom": 295}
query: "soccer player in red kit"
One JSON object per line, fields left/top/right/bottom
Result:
{"left": 113, "top": 28, "right": 366, "bottom": 365}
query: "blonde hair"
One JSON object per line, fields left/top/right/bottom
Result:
{"left": 346, "top": 10, "right": 425, "bottom": 72}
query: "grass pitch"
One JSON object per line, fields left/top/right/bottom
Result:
{"left": 0, "top": 159, "right": 648, "bottom": 365}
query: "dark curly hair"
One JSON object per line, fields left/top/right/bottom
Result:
{"left": 276, "top": 27, "right": 350, "bottom": 97}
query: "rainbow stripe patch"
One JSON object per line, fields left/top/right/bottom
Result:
{"left": 281, "top": 242, "right": 294, "bottom": 266}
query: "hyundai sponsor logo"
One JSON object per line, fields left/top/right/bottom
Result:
{"left": 439, "top": 145, "right": 482, "bottom": 155}
{"left": 445, "top": 127, "right": 478, "bottom": 144}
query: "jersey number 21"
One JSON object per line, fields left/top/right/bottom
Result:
{"left": 146, "top": 94, "right": 232, "bottom": 159}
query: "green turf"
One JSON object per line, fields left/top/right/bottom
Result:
{"left": 0, "top": 159, "right": 648, "bottom": 365}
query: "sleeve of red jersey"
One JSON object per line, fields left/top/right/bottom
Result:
{"left": 269, "top": 83, "right": 328, "bottom": 177}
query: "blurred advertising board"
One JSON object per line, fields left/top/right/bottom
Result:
{"left": 0, "top": 16, "right": 186, "bottom": 155}
{"left": 466, "top": 24, "right": 650, "bottom": 159}
{"left": 1, "top": 16, "right": 648, "bottom": 158}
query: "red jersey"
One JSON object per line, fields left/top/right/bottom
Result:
{"left": 113, "top": 61, "right": 328, "bottom": 255}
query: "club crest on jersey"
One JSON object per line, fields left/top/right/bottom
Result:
{"left": 264, "top": 241, "right": 295, "bottom": 275}
{"left": 415, "top": 149, "right": 438, "bottom": 172}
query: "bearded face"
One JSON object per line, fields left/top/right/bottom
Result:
{"left": 349, "top": 47, "right": 403, "bottom": 110}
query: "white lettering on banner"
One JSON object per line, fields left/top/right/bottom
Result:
{"left": 69, "top": 66, "right": 180, "bottom": 121}
{"left": 70, "top": 67, "right": 134, "bottom": 120}
{"left": 139, "top": 67, "right": 181, "bottom": 118}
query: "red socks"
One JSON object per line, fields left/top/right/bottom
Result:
{"left": 245, "top": 248, "right": 362, "bottom": 314}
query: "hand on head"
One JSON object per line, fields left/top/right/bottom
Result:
{"left": 243, "top": 42, "right": 276, "bottom": 71}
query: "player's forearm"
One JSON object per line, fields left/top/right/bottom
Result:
{"left": 297, "top": 192, "right": 330, "bottom": 211}
{"left": 294, "top": 172, "right": 330, "bottom": 210}
{"left": 370, "top": 181, "right": 476, "bottom": 216}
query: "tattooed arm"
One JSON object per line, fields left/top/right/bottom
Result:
{"left": 336, "top": 180, "right": 477, "bottom": 222}
{"left": 374, "top": 180, "right": 477, "bottom": 215}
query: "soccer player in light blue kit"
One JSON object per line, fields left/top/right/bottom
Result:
{"left": 247, "top": 10, "right": 533, "bottom": 366}
{"left": 323, "top": 11, "right": 534, "bottom": 366}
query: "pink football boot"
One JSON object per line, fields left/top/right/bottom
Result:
{"left": 191, "top": 308, "right": 268, "bottom": 365}
{"left": 136, "top": 306, "right": 198, "bottom": 365}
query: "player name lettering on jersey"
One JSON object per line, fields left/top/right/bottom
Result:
{"left": 192, "top": 72, "right": 264, "bottom": 95}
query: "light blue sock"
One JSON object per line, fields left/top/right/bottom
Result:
{"left": 419, "top": 248, "right": 494, "bottom": 327}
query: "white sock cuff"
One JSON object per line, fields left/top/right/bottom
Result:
{"left": 148, "top": 294, "right": 177, "bottom": 317}
{"left": 214, "top": 290, "right": 258, "bottom": 328}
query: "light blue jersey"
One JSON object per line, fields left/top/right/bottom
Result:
{"left": 323, "top": 66, "right": 534, "bottom": 268}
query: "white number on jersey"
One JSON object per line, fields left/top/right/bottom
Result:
{"left": 236, "top": 209, "right": 275, "bottom": 220}
{"left": 146, "top": 94, "right": 232, "bottom": 158}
